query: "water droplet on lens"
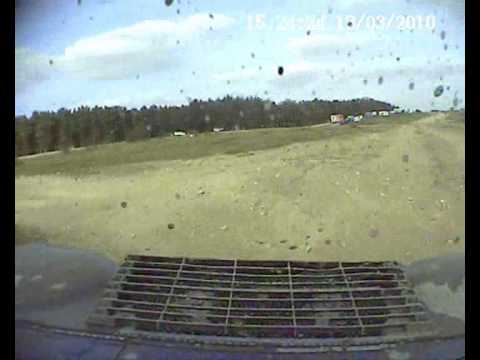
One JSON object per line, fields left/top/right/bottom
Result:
{"left": 433, "top": 85, "right": 444, "bottom": 97}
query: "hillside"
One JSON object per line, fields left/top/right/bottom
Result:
{"left": 15, "top": 112, "right": 465, "bottom": 265}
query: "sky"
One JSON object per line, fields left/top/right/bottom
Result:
{"left": 15, "top": 0, "right": 465, "bottom": 117}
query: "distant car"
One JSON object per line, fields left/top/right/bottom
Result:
{"left": 330, "top": 114, "right": 345, "bottom": 124}
{"left": 340, "top": 116, "right": 354, "bottom": 125}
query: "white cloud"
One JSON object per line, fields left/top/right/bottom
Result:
{"left": 55, "top": 13, "right": 235, "bottom": 80}
{"left": 334, "top": 0, "right": 465, "bottom": 23}
{"left": 332, "top": 0, "right": 389, "bottom": 11}
{"left": 212, "top": 68, "right": 259, "bottom": 82}
{"left": 213, "top": 61, "right": 329, "bottom": 88}
{"left": 15, "top": 47, "right": 52, "bottom": 94}
{"left": 74, "top": 90, "right": 184, "bottom": 110}
{"left": 268, "top": 57, "right": 464, "bottom": 90}
{"left": 287, "top": 32, "right": 382, "bottom": 59}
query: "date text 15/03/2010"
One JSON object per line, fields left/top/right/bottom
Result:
{"left": 246, "top": 14, "right": 437, "bottom": 32}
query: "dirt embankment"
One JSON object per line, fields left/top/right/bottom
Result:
{"left": 15, "top": 113, "right": 464, "bottom": 264}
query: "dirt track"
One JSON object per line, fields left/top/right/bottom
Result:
{"left": 15, "top": 113, "right": 464, "bottom": 264}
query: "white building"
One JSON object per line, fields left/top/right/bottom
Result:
{"left": 173, "top": 131, "right": 186, "bottom": 136}
{"left": 213, "top": 127, "right": 224, "bottom": 133}
{"left": 379, "top": 111, "right": 390, "bottom": 116}
{"left": 330, "top": 114, "right": 345, "bottom": 123}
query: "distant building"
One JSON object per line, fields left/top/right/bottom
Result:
{"left": 371, "top": 111, "right": 378, "bottom": 116}
{"left": 173, "top": 130, "right": 187, "bottom": 136}
{"left": 213, "top": 127, "right": 224, "bottom": 133}
{"left": 330, "top": 114, "right": 345, "bottom": 123}
{"left": 379, "top": 110, "right": 390, "bottom": 116}
{"left": 353, "top": 114, "right": 364, "bottom": 122}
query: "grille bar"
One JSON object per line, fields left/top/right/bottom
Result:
{"left": 99, "top": 297, "right": 426, "bottom": 313}
{"left": 114, "top": 273, "right": 407, "bottom": 285}
{"left": 287, "top": 261, "right": 297, "bottom": 337}
{"left": 157, "top": 257, "right": 184, "bottom": 331}
{"left": 341, "top": 262, "right": 364, "bottom": 336}
{"left": 119, "top": 266, "right": 404, "bottom": 278}
{"left": 95, "top": 306, "right": 428, "bottom": 321}
{"left": 108, "top": 280, "right": 412, "bottom": 293}
{"left": 224, "top": 259, "right": 237, "bottom": 335}
{"left": 88, "top": 256, "right": 435, "bottom": 343}
{"left": 100, "top": 289, "right": 417, "bottom": 303}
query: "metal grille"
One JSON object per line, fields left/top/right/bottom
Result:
{"left": 88, "top": 255, "right": 434, "bottom": 342}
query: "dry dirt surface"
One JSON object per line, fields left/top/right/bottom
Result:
{"left": 15, "top": 113, "right": 464, "bottom": 264}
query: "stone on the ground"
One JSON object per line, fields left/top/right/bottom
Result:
{"left": 368, "top": 228, "right": 379, "bottom": 238}
{"left": 50, "top": 282, "right": 67, "bottom": 291}
{"left": 15, "top": 275, "right": 23, "bottom": 288}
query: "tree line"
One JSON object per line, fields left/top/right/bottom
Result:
{"left": 15, "top": 96, "right": 395, "bottom": 157}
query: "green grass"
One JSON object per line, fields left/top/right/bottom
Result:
{"left": 15, "top": 224, "right": 48, "bottom": 247}
{"left": 15, "top": 111, "right": 464, "bottom": 263}
{"left": 15, "top": 113, "right": 428, "bottom": 177}
{"left": 445, "top": 111, "right": 465, "bottom": 122}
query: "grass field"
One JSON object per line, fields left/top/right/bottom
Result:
{"left": 15, "top": 113, "right": 426, "bottom": 177}
{"left": 15, "top": 112, "right": 465, "bottom": 264}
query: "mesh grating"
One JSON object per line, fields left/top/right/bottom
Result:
{"left": 87, "top": 255, "right": 434, "bottom": 342}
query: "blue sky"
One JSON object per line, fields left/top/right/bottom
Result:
{"left": 15, "top": 0, "right": 465, "bottom": 116}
